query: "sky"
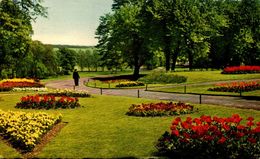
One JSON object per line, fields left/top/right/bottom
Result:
{"left": 32, "top": 0, "right": 113, "bottom": 46}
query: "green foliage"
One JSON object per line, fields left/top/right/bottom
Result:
{"left": 0, "top": 0, "right": 47, "bottom": 78}
{"left": 96, "top": 1, "right": 154, "bottom": 78}
{"left": 57, "top": 48, "right": 77, "bottom": 75}
{"left": 139, "top": 69, "right": 187, "bottom": 84}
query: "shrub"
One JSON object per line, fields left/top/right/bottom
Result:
{"left": 0, "top": 110, "right": 62, "bottom": 152}
{"left": 115, "top": 81, "right": 145, "bottom": 87}
{"left": 156, "top": 114, "right": 260, "bottom": 158}
{"left": 208, "top": 81, "right": 260, "bottom": 93}
{"left": 126, "top": 102, "right": 194, "bottom": 117}
{"left": 15, "top": 95, "right": 81, "bottom": 109}
{"left": 0, "top": 78, "right": 44, "bottom": 92}
{"left": 139, "top": 69, "right": 187, "bottom": 84}
{"left": 43, "top": 89, "right": 91, "bottom": 97}
{"left": 222, "top": 66, "right": 260, "bottom": 74}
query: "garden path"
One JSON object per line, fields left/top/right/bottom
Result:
{"left": 45, "top": 77, "right": 260, "bottom": 110}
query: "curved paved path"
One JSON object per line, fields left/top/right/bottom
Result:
{"left": 45, "top": 77, "right": 260, "bottom": 110}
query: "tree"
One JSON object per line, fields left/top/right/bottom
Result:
{"left": 96, "top": 1, "right": 153, "bottom": 79}
{"left": 0, "top": 0, "right": 47, "bottom": 78}
{"left": 28, "top": 41, "right": 59, "bottom": 78}
{"left": 209, "top": 0, "right": 259, "bottom": 67}
{"left": 57, "top": 48, "right": 77, "bottom": 75}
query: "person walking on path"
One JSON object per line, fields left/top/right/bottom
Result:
{"left": 73, "top": 69, "right": 80, "bottom": 86}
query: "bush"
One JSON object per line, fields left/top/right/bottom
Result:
{"left": 139, "top": 69, "right": 187, "bottom": 84}
{"left": 0, "top": 110, "right": 62, "bottom": 152}
{"left": 126, "top": 102, "right": 194, "bottom": 117}
{"left": 208, "top": 81, "right": 260, "bottom": 93}
{"left": 115, "top": 81, "right": 145, "bottom": 87}
{"left": 222, "top": 66, "right": 260, "bottom": 74}
{"left": 156, "top": 115, "right": 260, "bottom": 158}
{"left": 15, "top": 95, "right": 81, "bottom": 109}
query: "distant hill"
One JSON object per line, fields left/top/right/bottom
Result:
{"left": 50, "top": 44, "right": 95, "bottom": 49}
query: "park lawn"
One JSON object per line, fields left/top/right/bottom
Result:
{"left": 171, "top": 71, "right": 260, "bottom": 84}
{"left": 41, "top": 70, "right": 260, "bottom": 88}
{"left": 85, "top": 80, "right": 166, "bottom": 89}
{"left": 0, "top": 93, "right": 260, "bottom": 158}
{"left": 41, "top": 70, "right": 137, "bottom": 83}
{"left": 150, "top": 84, "right": 260, "bottom": 97}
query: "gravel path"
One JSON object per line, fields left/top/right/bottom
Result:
{"left": 45, "top": 77, "right": 260, "bottom": 110}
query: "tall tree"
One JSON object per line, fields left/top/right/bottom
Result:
{"left": 57, "top": 48, "right": 77, "bottom": 75}
{"left": 0, "top": 0, "right": 47, "bottom": 78}
{"left": 96, "top": 1, "right": 153, "bottom": 79}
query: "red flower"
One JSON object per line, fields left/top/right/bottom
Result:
{"left": 237, "top": 125, "right": 246, "bottom": 130}
{"left": 253, "top": 127, "right": 260, "bottom": 133}
{"left": 236, "top": 132, "right": 245, "bottom": 138}
{"left": 247, "top": 121, "right": 254, "bottom": 127}
{"left": 183, "top": 132, "right": 190, "bottom": 139}
{"left": 193, "top": 118, "right": 202, "bottom": 125}
{"left": 247, "top": 117, "right": 254, "bottom": 121}
{"left": 204, "top": 135, "right": 214, "bottom": 141}
{"left": 247, "top": 137, "right": 256, "bottom": 143}
{"left": 218, "top": 137, "right": 227, "bottom": 144}
{"left": 223, "top": 124, "right": 230, "bottom": 131}
{"left": 171, "top": 130, "right": 180, "bottom": 137}
{"left": 181, "top": 122, "right": 190, "bottom": 129}
{"left": 172, "top": 117, "right": 181, "bottom": 125}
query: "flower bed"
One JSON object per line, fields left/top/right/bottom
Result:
{"left": 12, "top": 87, "right": 48, "bottom": 92}
{"left": 208, "top": 81, "right": 260, "bottom": 93}
{"left": 0, "top": 78, "right": 44, "bottom": 92}
{"left": 15, "top": 95, "right": 81, "bottom": 109}
{"left": 115, "top": 81, "right": 145, "bottom": 88}
{"left": 222, "top": 66, "right": 260, "bottom": 74}
{"left": 126, "top": 102, "right": 194, "bottom": 117}
{"left": 43, "top": 89, "right": 91, "bottom": 97}
{"left": 0, "top": 109, "right": 62, "bottom": 152}
{"left": 156, "top": 114, "right": 260, "bottom": 158}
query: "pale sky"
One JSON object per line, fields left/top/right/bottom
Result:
{"left": 32, "top": 0, "right": 113, "bottom": 46}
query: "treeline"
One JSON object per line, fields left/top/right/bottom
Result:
{"left": 96, "top": 0, "right": 260, "bottom": 78}
{"left": 1, "top": 0, "right": 259, "bottom": 79}
{"left": 0, "top": 0, "right": 100, "bottom": 79}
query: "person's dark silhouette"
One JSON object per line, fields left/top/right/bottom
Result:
{"left": 73, "top": 69, "right": 80, "bottom": 86}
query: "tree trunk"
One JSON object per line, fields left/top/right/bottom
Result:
{"left": 162, "top": 20, "right": 171, "bottom": 72}
{"left": 188, "top": 41, "right": 194, "bottom": 71}
{"left": 171, "top": 40, "right": 181, "bottom": 71}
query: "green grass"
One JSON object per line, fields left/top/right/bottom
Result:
{"left": 150, "top": 84, "right": 260, "bottom": 97}
{"left": 171, "top": 71, "right": 260, "bottom": 84}
{"left": 41, "top": 70, "right": 260, "bottom": 87}
{"left": 1, "top": 92, "right": 260, "bottom": 158}
{"left": 41, "top": 70, "right": 138, "bottom": 83}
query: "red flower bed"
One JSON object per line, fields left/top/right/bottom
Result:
{"left": 126, "top": 102, "right": 194, "bottom": 116}
{"left": 156, "top": 115, "right": 260, "bottom": 158}
{"left": 15, "top": 95, "right": 80, "bottom": 109}
{"left": 222, "top": 66, "right": 260, "bottom": 74}
{"left": 0, "top": 81, "right": 44, "bottom": 92}
{"left": 208, "top": 81, "right": 260, "bottom": 93}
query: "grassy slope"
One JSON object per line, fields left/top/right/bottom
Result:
{"left": 172, "top": 71, "right": 260, "bottom": 84}
{"left": 0, "top": 93, "right": 260, "bottom": 158}
{"left": 151, "top": 71, "right": 260, "bottom": 95}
